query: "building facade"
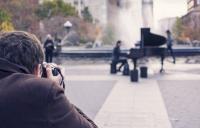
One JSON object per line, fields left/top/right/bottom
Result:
{"left": 187, "top": 0, "right": 200, "bottom": 11}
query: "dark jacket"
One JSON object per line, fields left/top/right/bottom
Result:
{"left": 112, "top": 46, "right": 120, "bottom": 60}
{"left": 166, "top": 34, "right": 173, "bottom": 47}
{"left": 0, "top": 58, "right": 97, "bottom": 128}
{"left": 44, "top": 39, "right": 54, "bottom": 53}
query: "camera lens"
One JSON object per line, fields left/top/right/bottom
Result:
{"left": 52, "top": 68, "right": 59, "bottom": 76}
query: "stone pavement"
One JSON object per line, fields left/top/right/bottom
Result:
{"left": 64, "top": 60, "right": 200, "bottom": 128}
{"left": 94, "top": 71, "right": 171, "bottom": 128}
{"left": 66, "top": 64, "right": 171, "bottom": 128}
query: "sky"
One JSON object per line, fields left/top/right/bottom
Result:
{"left": 154, "top": 0, "right": 187, "bottom": 21}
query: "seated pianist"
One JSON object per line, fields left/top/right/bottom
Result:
{"left": 112, "top": 40, "right": 128, "bottom": 72}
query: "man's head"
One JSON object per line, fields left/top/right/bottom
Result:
{"left": 166, "top": 30, "right": 171, "bottom": 34}
{"left": 0, "top": 31, "right": 44, "bottom": 74}
{"left": 47, "top": 34, "right": 52, "bottom": 40}
{"left": 116, "top": 40, "right": 122, "bottom": 47}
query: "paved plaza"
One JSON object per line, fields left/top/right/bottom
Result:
{"left": 58, "top": 57, "right": 200, "bottom": 128}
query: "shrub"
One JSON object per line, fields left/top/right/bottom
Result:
{"left": 0, "top": 9, "right": 14, "bottom": 31}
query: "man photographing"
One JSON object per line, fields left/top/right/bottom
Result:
{"left": 0, "top": 31, "right": 97, "bottom": 128}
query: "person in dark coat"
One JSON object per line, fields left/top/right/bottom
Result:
{"left": 0, "top": 31, "right": 98, "bottom": 128}
{"left": 112, "top": 40, "right": 127, "bottom": 72}
{"left": 166, "top": 30, "right": 176, "bottom": 64}
{"left": 44, "top": 34, "right": 55, "bottom": 63}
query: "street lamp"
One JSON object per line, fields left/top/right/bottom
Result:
{"left": 64, "top": 21, "right": 72, "bottom": 33}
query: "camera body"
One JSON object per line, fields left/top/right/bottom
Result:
{"left": 41, "top": 63, "right": 65, "bottom": 89}
{"left": 41, "top": 65, "right": 60, "bottom": 78}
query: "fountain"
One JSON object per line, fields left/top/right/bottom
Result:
{"left": 142, "top": 0, "right": 154, "bottom": 28}
{"left": 107, "top": 0, "right": 154, "bottom": 48}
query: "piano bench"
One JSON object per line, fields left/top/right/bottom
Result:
{"left": 140, "top": 66, "right": 148, "bottom": 78}
{"left": 130, "top": 69, "right": 138, "bottom": 82}
{"left": 110, "top": 62, "right": 117, "bottom": 74}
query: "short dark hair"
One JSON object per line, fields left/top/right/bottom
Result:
{"left": 0, "top": 31, "right": 44, "bottom": 73}
{"left": 116, "top": 40, "right": 122, "bottom": 45}
{"left": 166, "top": 30, "right": 171, "bottom": 34}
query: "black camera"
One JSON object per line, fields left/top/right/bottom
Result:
{"left": 41, "top": 63, "right": 65, "bottom": 89}
{"left": 41, "top": 65, "right": 60, "bottom": 78}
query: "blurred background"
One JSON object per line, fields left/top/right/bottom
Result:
{"left": 1, "top": 1, "right": 200, "bottom": 128}
{"left": 1, "top": 0, "right": 200, "bottom": 49}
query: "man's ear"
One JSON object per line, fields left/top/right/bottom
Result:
{"left": 33, "top": 64, "right": 41, "bottom": 77}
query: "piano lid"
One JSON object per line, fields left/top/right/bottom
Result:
{"left": 141, "top": 28, "right": 166, "bottom": 47}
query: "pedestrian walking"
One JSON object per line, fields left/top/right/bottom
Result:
{"left": 166, "top": 30, "right": 176, "bottom": 64}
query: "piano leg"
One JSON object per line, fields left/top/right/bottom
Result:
{"left": 131, "top": 58, "right": 139, "bottom": 82}
{"left": 160, "top": 55, "right": 165, "bottom": 73}
{"left": 133, "top": 58, "right": 137, "bottom": 70}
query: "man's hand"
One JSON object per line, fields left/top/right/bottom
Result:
{"left": 46, "top": 63, "right": 63, "bottom": 86}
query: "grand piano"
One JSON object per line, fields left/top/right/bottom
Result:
{"left": 128, "top": 28, "right": 167, "bottom": 78}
